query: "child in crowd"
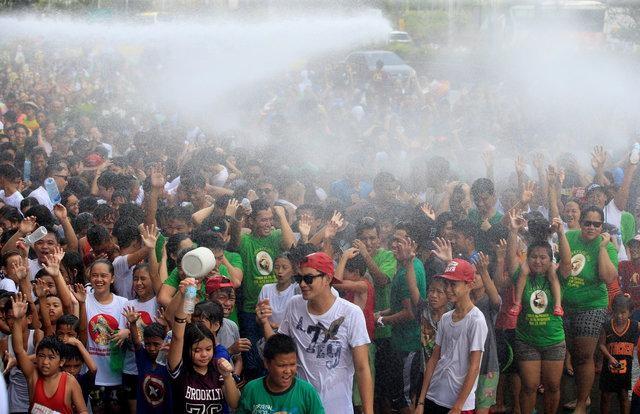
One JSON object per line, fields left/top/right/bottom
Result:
{"left": 0, "top": 250, "right": 22, "bottom": 293}
{"left": 56, "top": 315, "right": 97, "bottom": 404}
{"left": 237, "top": 334, "right": 324, "bottom": 414}
{"left": 416, "top": 259, "right": 488, "bottom": 414}
{"left": 122, "top": 263, "right": 158, "bottom": 413}
{"left": 258, "top": 252, "right": 298, "bottom": 329}
{"left": 619, "top": 236, "right": 640, "bottom": 321}
{"left": 123, "top": 301, "right": 172, "bottom": 414}
{"left": 599, "top": 293, "right": 640, "bottom": 414}
{"left": 168, "top": 278, "right": 240, "bottom": 413}
{"left": 10, "top": 293, "right": 87, "bottom": 414}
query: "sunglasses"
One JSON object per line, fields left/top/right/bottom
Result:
{"left": 293, "top": 273, "right": 325, "bottom": 285}
{"left": 582, "top": 220, "right": 603, "bottom": 228}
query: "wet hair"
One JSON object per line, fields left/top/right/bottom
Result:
{"left": 45, "top": 161, "right": 67, "bottom": 178}
{"left": 471, "top": 178, "right": 496, "bottom": 197}
{"left": 111, "top": 189, "right": 130, "bottom": 203}
{"left": 214, "top": 194, "right": 232, "bottom": 209}
{"left": 73, "top": 212, "right": 94, "bottom": 235}
{"left": 87, "top": 225, "right": 111, "bottom": 248}
{"left": 88, "top": 259, "right": 114, "bottom": 276}
{"left": 345, "top": 254, "right": 367, "bottom": 276}
{"left": 527, "top": 215, "right": 551, "bottom": 243}
{"left": 249, "top": 199, "right": 271, "bottom": 219}
{"left": 26, "top": 206, "right": 55, "bottom": 228}
{"left": 66, "top": 177, "right": 90, "bottom": 199}
{"left": 180, "top": 173, "right": 206, "bottom": 190}
{"left": 143, "top": 322, "right": 166, "bottom": 340}
{"left": 1, "top": 250, "right": 21, "bottom": 267}
{"left": 452, "top": 219, "right": 477, "bottom": 243}
{"left": 93, "top": 204, "right": 116, "bottom": 223}
{"left": 612, "top": 293, "right": 633, "bottom": 313}
{"left": 133, "top": 263, "right": 150, "bottom": 276}
{"left": 193, "top": 300, "right": 224, "bottom": 328}
{"left": 96, "top": 171, "right": 119, "bottom": 190}
{"left": 61, "top": 251, "right": 85, "bottom": 285}
{"left": 112, "top": 223, "right": 140, "bottom": 249}
{"left": 56, "top": 314, "right": 80, "bottom": 333}
{"left": 435, "top": 212, "right": 456, "bottom": 237}
{"left": 355, "top": 216, "right": 380, "bottom": 238}
{"left": 263, "top": 333, "right": 297, "bottom": 361}
{"left": 0, "top": 164, "right": 21, "bottom": 181}
{"left": 200, "top": 215, "right": 228, "bottom": 235}
{"left": 167, "top": 233, "right": 192, "bottom": 258}
{"left": 62, "top": 343, "right": 82, "bottom": 361}
{"left": 78, "top": 197, "right": 98, "bottom": 214}
{"left": 183, "top": 322, "right": 216, "bottom": 369}
{"left": 20, "top": 197, "right": 40, "bottom": 213}
{"left": 526, "top": 240, "right": 553, "bottom": 260}
{"left": 580, "top": 205, "right": 604, "bottom": 223}
{"left": 117, "top": 203, "right": 144, "bottom": 226}
{"left": 0, "top": 205, "right": 22, "bottom": 223}
{"left": 192, "top": 230, "right": 225, "bottom": 251}
{"left": 36, "top": 336, "right": 64, "bottom": 358}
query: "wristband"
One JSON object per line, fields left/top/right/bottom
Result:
{"left": 174, "top": 316, "right": 187, "bottom": 324}
{"left": 377, "top": 316, "right": 384, "bottom": 327}
{"left": 417, "top": 402, "right": 424, "bottom": 406}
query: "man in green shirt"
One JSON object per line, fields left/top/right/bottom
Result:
{"left": 375, "top": 223, "right": 426, "bottom": 414}
{"left": 237, "top": 334, "right": 324, "bottom": 414}
{"left": 231, "top": 199, "right": 295, "bottom": 379}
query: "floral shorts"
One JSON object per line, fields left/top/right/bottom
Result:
{"left": 475, "top": 371, "right": 500, "bottom": 408}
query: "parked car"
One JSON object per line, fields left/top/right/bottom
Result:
{"left": 345, "top": 50, "right": 415, "bottom": 81}
{"left": 388, "top": 31, "right": 413, "bottom": 44}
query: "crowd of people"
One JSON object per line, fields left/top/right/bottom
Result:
{"left": 0, "top": 33, "right": 640, "bottom": 414}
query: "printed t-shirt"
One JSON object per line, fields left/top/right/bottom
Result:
{"left": 134, "top": 348, "right": 172, "bottom": 414}
{"left": 278, "top": 295, "right": 370, "bottom": 414}
{"left": 426, "top": 307, "right": 488, "bottom": 411}
{"left": 372, "top": 249, "right": 397, "bottom": 339}
{"left": 236, "top": 377, "right": 325, "bottom": 414}
{"left": 513, "top": 269, "right": 565, "bottom": 348}
{"left": 564, "top": 230, "right": 618, "bottom": 312}
{"left": 85, "top": 292, "right": 128, "bottom": 386}
{"left": 389, "top": 258, "right": 426, "bottom": 352}
{"left": 169, "top": 360, "right": 226, "bottom": 414}
{"left": 238, "top": 229, "right": 282, "bottom": 313}
{"left": 620, "top": 260, "right": 640, "bottom": 310}
{"left": 123, "top": 297, "right": 158, "bottom": 375}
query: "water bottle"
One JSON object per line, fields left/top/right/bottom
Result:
{"left": 630, "top": 143, "right": 640, "bottom": 165}
{"left": 23, "top": 160, "right": 31, "bottom": 182}
{"left": 24, "top": 226, "right": 47, "bottom": 246}
{"left": 155, "top": 330, "right": 173, "bottom": 366}
{"left": 183, "top": 285, "right": 198, "bottom": 314}
{"left": 241, "top": 198, "right": 251, "bottom": 211}
{"left": 44, "top": 177, "right": 61, "bottom": 204}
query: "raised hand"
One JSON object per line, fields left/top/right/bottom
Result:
{"left": 515, "top": 155, "right": 526, "bottom": 176}
{"left": 150, "top": 164, "right": 166, "bottom": 190}
{"left": 139, "top": 223, "right": 158, "bottom": 249}
{"left": 178, "top": 278, "right": 197, "bottom": 295}
{"left": 495, "top": 239, "right": 508, "bottom": 261}
{"left": 156, "top": 307, "right": 168, "bottom": 327}
{"left": 11, "top": 261, "right": 28, "bottom": 282}
{"left": 431, "top": 237, "right": 453, "bottom": 263}
{"left": 396, "top": 236, "right": 417, "bottom": 265}
{"left": 532, "top": 153, "right": 545, "bottom": 170}
{"left": 507, "top": 209, "right": 526, "bottom": 232}
{"left": 342, "top": 247, "right": 360, "bottom": 260}
{"left": 482, "top": 150, "right": 494, "bottom": 170}
{"left": 420, "top": 202, "right": 436, "bottom": 221}
{"left": 53, "top": 204, "right": 68, "bottom": 222}
{"left": 2, "top": 351, "right": 16, "bottom": 375}
{"left": 521, "top": 181, "right": 536, "bottom": 205}
{"left": 42, "top": 249, "right": 64, "bottom": 276}
{"left": 591, "top": 145, "right": 607, "bottom": 172}
{"left": 324, "top": 211, "right": 343, "bottom": 240}
{"left": 297, "top": 214, "right": 312, "bottom": 239}
{"left": 352, "top": 239, "right": 370, "bottom": 258}
{"left": 225, "top": 198, "right": 239, "bottom": 218}
{"left": 255, "top": 299, "right": 272, "bottom": 324}
{"left": 33, "top": 278, "right": 50, "bottom": 298}
{"left": 217, "top": 358, "right": 234, "bottom": 376}
{"left": 476, "top": 251, "right": 490, "bottom": 275}
{"left": 122, "top": 306, "right": 140, "bottom": 325}
{"left": 547, "top": 165, "right": 558, "bottom": 187}
{"left": 229, "top": 338, "right": 252, "bottom": 354}
{"left": 11, "top": 293, "right": 28, "bottom": 320}
{"left": 558, "top": 168, "right": 566, "bottom": 185}
{"left": 71, "top": 283, "right": 86, "bottom": 304}
{"left": 110, "top": 329, "right": 129, "bottom": 347}
{"left": 600, "top": 232, "right": 612, "bottom": 249}
{"left": 273, "top": 205, "right": 286, "bottom": 219}
{"left": 549, "top": 217, "right": 564, "bottom": 235}
{"left": 19, "top": 216, "right": 37, "bottom": 235}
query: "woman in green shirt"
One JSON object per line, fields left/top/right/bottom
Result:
{"left": 506, "top": 211, "right": 572, "bottom": 414}
{"left": 563, "top": 205, "right": 618, "bottom": 414}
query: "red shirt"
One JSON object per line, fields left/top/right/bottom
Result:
{"left": 620, "top": 260, "right": 640, "bottom": 310}
{"left": 346, "top": 279, "right": 375, "bottom": 340}
{"left": 31, "top": 371, "right": 72, "bottom": 414}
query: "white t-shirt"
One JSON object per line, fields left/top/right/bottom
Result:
{"left": 0, "top": 278, "right": 17, "bottom": 293}
{"left": 426, "top": 306, "right": 488, "bottom": 411}
{"left": 0, "top": 190, "right": 23, "bottom": 209}
{"left": 604, "top": 200, "right": 628, "bottom": 260}
{"left": 279, "top": 295, "right": 370, "bottom": 414}
{"left": 113, "top": 255, "right": 135, "bottom": 300}
{"left": 217, "top": 318, "right": 240, "bottom": 351}
{"left": 258, "top": 283, "right": 299, "bottom": 327}
{"left": 27, "top": 186, "right": 54, "bottom": 212}
{"left": 28, "top": 258, "right": 43, "bottom": 281}
{"left": 123, "top": 297, "right": 158, "bottom": 375}
{"left": 85, "top": 292, "right": 128, "bottom": 386}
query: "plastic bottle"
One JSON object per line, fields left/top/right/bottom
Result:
{"left": 23, "top": 160, "right": 31, "bottom": 182}
{"left": 24, "top": 226, "right": 47, "bottom": 246}
{"left": 44, "top": 177, "right": 61, "bottom": 204}
{"left": 241, "top": 198, "right": 251, "bottom": 211}
{"left": 630, "top": 143, "right": 640, "bottom": 165}
{"left": 155, "top": 330, "right": 173, "bottom": 366}
{"left": 183, "top": 285, "right": 198, "bottom": 314}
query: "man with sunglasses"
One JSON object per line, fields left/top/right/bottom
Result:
{"left": 256, "top": 252, "right": 373, "bottom": 414}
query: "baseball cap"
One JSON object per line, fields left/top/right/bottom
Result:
{"left": 437, "top": 258, "right": 475, "bottom": 283}
{"left": 300, "top": 252, "right": 334, "bottom": 276}
{"left": 206, "top": 276, "right": 234, "bottom": 295}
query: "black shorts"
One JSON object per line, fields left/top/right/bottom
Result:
{"left": 600, "top": 367, "right": 632, "bottom": 392}
{"left": 374, "top": 338, "right": 394, "bottom": 399}
{"left": 388, "top": 349, "right": 425, "bottom": 410}
{"left": 122, "top": 373, "right": 138, "bottom": 400}
{"left": 496, "top": 328, "right": 517, "bottom": 374}
{"left": 89, "top": 384, "right": 126, "bottom": 413}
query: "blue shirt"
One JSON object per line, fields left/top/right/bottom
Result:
{"left": 134, "top": 348, "right": 172, "bottom": 414}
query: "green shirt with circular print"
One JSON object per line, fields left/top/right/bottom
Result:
{"left": 564, "top": 230, "right": 618, "bottom": 312}
{"left": 514, "top": 268, "right": 565, "bottom": 348}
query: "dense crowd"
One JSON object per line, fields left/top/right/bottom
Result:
{"left": 0, "top": 35, "right": 640, "bottom": 414}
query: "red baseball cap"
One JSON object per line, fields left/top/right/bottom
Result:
{"left": 300, "top": 252, "right": 334, "bottom": 276}
{"left": 206, "top": 276, "right": 234, "bottom": 295}
{"left": 438, "top": 259, "right": 475, "bottom": 283}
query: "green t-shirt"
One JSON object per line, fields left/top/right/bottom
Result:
{"left": 239, "top": 229, "right": 283, "bottom": 313}
{"left": 155, "top": 233, "right": 166, "bottom": 262}
{"left": 389, "top": 258, "right": 427, "bottom": 352}
{"left": 467, "top": 208, "right": 504, "bottom": 253}
{"left": 514, "top": 269, "right": 565, "bottom": 347}
{"left": 236, "top": 377, "right": 325, "bottom": 414}
{"left": 564, "top": 229, "right": 618, "bottom": 312}
{"left": 372, "top": 249, "right": 397, "bottom": 339}
{"left": 621, "top": 211, "right": 637, "bottom": 244}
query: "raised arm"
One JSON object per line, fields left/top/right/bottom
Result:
{"left": 613, "top": 155, "right": 639, "bottom": 212}
{"left": 167, "top": 278, "right": 193, "bottom": 372}
{"left": 598, "top": 233, "right": 618, "bottom": 284}
{"left": 1, "top": 216, "right": 37, "bottom": 256}
{"left": 43, "top": 247, "right": 75, "bottom": 314}
{"left": 506, "top": 209, "right": 526, "bottom": 276}
{"left": 274, "top": 206, "right": 295, "bottom": 250}
{"left": 145, "top": 165, "right": 166, "bottom": 227}
{"left": 63, "top": 337, "right": 97, "bottom": 374}
{"left": 10, "top": 293, "right": 36, "bottom": 379}
{"left": 54, "top": 204, "right": 78, "bottom": 253}
{"left": 591, "top": 145, "right": 610, "bottom": 186}
{"left": 123, "top": 306, "right": 143, "bottom": 350}
{"left": 477, "top": 252, "right": 501, "bottom": 306}
{"left": 70, "top": 284, "right": 88, "bottom": 345}
{"left": 551, "top": 217, "right": 572, "bottom": 278}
